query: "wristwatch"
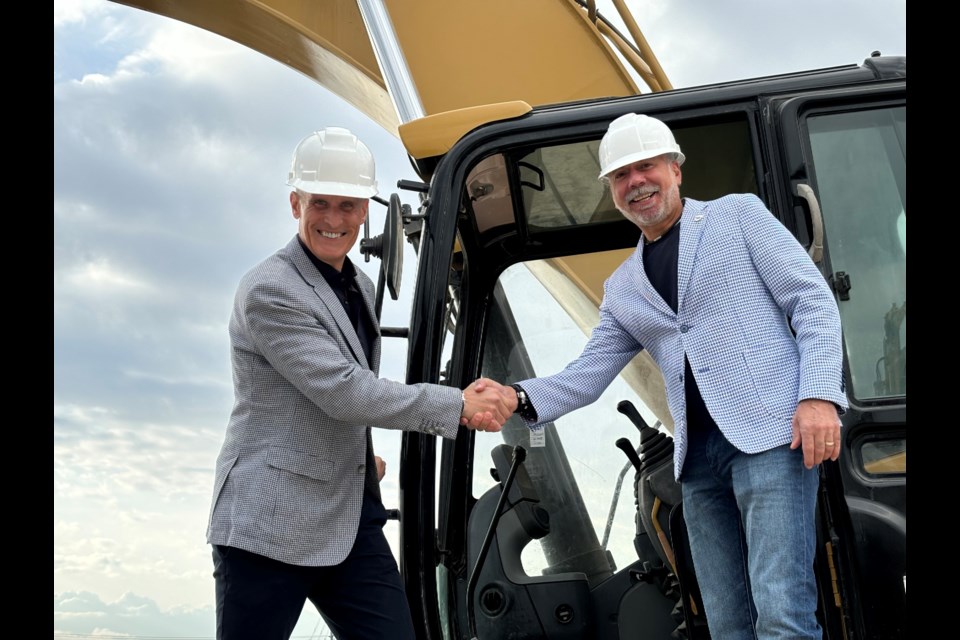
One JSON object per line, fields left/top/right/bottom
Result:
{"left": 510, "top": 384, "right": 538, "bottom": 422}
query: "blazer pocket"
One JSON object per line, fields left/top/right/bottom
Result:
{"left": 742, "top": 346, "right": 797, "bottom": 420}
{"left": 266, "top": 445, "right": 333, "bottom": 482}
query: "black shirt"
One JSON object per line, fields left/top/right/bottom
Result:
{"left": 641, "top": 216, "right": 718, "bottom": 437}
{"left": 297, "top": 237, "right": 376, "bottom": 366}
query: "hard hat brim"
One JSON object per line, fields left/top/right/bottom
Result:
{"left": 598, "top": 148, "right": 686, "bottom": 180}
{"left": 287, "top": 179, "right": 379, "bottom": 199}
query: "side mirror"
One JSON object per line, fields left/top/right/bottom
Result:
{"left": 359, "top": 193, "right": 406, "bottom": 320}
{"left": 383, "top": 193, "right": 404, "bottom": 301}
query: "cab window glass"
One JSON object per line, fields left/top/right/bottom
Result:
{"left": 861, "top": 438, "right": 907, "bottom": 476}
{"left": 477, "top": 257, "right": 666, "bottom": 578}
{"left": 807, "top": 106, "right": 906, "bottom": 400}
{"left": 516, "top": 117, "right": 758, "bottom": 231}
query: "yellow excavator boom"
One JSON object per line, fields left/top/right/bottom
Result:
{"left": 109, "top": 1, "right": 670, "bottom": 148}
{"left": 108, "top": 0, "right": 674, "bottom": 426}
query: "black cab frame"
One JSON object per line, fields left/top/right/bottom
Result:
{"left": 395, "top": 54, "right": 906, "bottom": 640}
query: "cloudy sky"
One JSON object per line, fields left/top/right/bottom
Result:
{"left": 53, "top": 1, "right": 905, "bottom": 637}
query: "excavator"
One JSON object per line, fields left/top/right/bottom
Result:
{"left": 109, "top": 2, "right": 907, "bottom": 638}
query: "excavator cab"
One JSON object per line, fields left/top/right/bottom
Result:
{"left": 398, "top": 56, "right": 905, "bottom": 640}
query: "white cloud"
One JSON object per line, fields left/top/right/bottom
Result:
{"left": 64, "top": 256, "right": 152, "bottom": 293}
{"left": 54, "top": 591, "right": 214, "bottom": 638}
{"left": 140, "top": 19, "right": 244, "bottom": 82}
{"left": 53, "top": 0, "right": 110, "bottom": 27}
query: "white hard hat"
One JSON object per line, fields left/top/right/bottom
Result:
{"left": 287, "top": 127, "right": 378, "bottom": 198}
{"left": 597, "top": 113, "right": 685, "bottom": 180}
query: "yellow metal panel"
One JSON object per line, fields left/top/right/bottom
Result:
{"left": 386, "top": 0, "right": 640, "bottom": 115}
{"left": 398, "top": 101, "right": 532, "bottom": 159}
{"left": 552, "top": 250, "right": 632, "bottom": 308}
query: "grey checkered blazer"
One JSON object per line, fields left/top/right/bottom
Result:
{"left": 520, "top": 194, "right": 848, "bottom": 480}
{"left": 206, "top": 235, "right": 462, "bottom": 566}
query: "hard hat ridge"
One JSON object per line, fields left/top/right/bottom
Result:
{"left": 597, "top": 113, "right": 685, "bottom": 180}
{"left": 287, "top": 127, "right": 378, "bottom": 199}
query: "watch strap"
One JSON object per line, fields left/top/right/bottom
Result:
{"left": 510, "top": 383, "right": 537, "bottom": 421}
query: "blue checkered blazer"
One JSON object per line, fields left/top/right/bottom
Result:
{"left": 519, "top": 194, "right": 847, "bottom": 480}
{"left": 206, "top": 235, "right": 463, "bottom": 566}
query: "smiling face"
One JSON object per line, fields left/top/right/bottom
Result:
{"left": 291, "top": 190, "right": 368, "bottom": 270}
{"left": 609, "top": 154, "right": 683, "bottom": 240}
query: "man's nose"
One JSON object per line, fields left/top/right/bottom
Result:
{"left": 319, "top": 208, "right": 344, "bottom": 222}
{"left": 626, "top": 167, "right": 646, "bottom": 187}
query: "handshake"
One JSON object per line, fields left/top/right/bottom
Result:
{"left": 459, "top": 378, "right": 519, "bottom": 433}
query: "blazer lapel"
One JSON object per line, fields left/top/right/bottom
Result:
{"left": 634, "top": 237, "right": 676, "bottom": 317}
{"left": 677, "top": 198, "right": 708, "bottom": 312}
{"left": 285, "top": 236, "right": 370, "bottom": 369}
{"left": 356, "top": 275, "right": 382, "bottom": 375}
{"left": 630, "top": 241, "right": 673, "bottom": 315}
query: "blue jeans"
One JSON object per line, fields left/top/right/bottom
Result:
{"left": 681, "top": 426, "right": 821, "bottom": 639}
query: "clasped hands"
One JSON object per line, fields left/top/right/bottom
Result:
{"left": 459, "top": 378, "right": 518, "bottom": 433}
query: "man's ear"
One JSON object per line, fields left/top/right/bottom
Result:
{"left": 289, "top": 191, "right": 301, "bottom": 219}
{"left": 359, "top": 199, "right": 369, "bottom": 224}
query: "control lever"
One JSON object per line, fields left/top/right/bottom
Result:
{"left": 616, "top": 400, "right": 672, "bottom": 476}
{"left": 467, "top": 445, "right": 527, "bottom": 640}
{"left": 617, "top": 399, "right": 651, "bottom": 433}
{"left": 616, "top": 438, "right": 643, "bottom": 473}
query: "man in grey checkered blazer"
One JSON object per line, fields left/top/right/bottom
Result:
{"left": 206, "top": 128, "right": 509, "bottom": 640}
{"left": 501, "top": 114, "right": 848, "bottom": 639}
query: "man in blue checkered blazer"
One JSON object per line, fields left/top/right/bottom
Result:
{"left": 502, "top": 114, "right": 848, "bottom": 639}
{"left": 206, "top": 128, "right": 509, "bottom": 640}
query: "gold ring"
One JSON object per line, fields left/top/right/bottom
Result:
{"left": 825, "top": 441, "right": 835, "bottom": 446}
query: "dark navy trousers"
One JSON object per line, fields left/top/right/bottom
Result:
{"left": 213, "top": 490, "right": 416, "bottom": 640}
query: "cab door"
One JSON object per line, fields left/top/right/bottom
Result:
{"left": 765, "top": 82, "right": 906, "bottom": 639}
